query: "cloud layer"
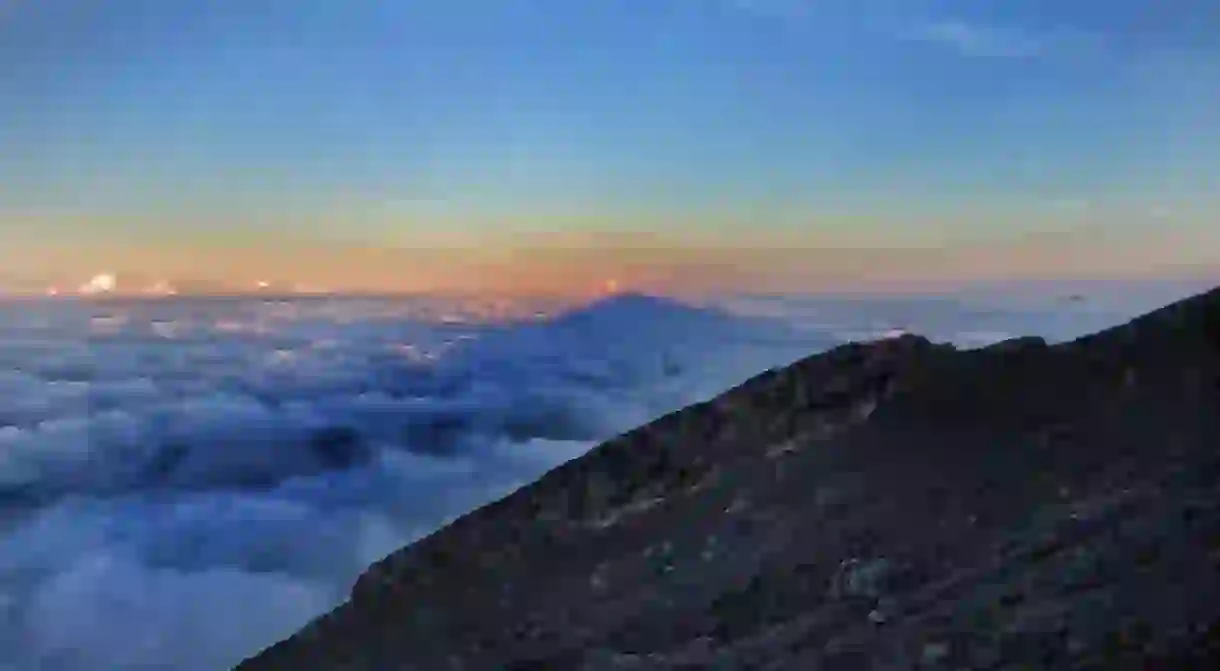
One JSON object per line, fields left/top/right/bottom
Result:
{"left": 904, "top": 19, "right": 1106, "bottom": 60}
{"left": 0, "top": 287, "right": 1187, "bottom": 668}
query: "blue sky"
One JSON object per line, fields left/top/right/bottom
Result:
{"left": 1, "top": 0, "right": 1217, "bottom": 291}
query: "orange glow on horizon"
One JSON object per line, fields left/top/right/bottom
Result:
{"left": 5, "top": 226, "right": 1216, "bottom": 299}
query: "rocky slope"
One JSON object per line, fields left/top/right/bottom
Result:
{"left": 237, "top": 287, "right": 1220, "bottom": 670}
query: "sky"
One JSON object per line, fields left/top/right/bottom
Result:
{"left": 1, "top": 0, "right": 1218, "bottom": 295}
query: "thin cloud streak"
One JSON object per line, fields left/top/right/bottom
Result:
{"left": 725, "top": 0, "right": 813, "bottom": 19}
{"left": 907, "top": 20, "right": 1045, "bottom": 58}
{"left": 905, "top": 19, "right": 1106, "bottom": 60}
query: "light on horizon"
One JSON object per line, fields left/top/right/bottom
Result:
{"left": 80, "top": 273, "right": 117, "bottom": 295}
{"left": 147, "top": 280, "right": 178, "bottom": 296}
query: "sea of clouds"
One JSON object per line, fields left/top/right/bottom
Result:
{"left": 0, "top": 282, "right": 1208, "bottom": 670}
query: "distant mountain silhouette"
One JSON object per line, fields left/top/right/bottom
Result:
{"left": 549, "top": 293, "right": 743, "bottom": 332}
{"left": 238, "top": 286, "right": 1220, "bottom": 670}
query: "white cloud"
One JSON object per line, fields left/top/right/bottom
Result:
{"left": 905, "top": 20, "right": 1105, "bottom": 60}
{"left": 24, "top": 552, "right": 333, "bottom": 671}
{"left": 907, "top": 20, "right": 1044, "bottom": 58}
{"left": 0, "top": 289, "right": 1183, "bottom": 668}
{"left": 0, "top": 293, "right": 826, "bottom": 668}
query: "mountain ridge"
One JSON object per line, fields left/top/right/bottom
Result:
{"left": 237, "top": 286, "right": 1220, "bottom": 670}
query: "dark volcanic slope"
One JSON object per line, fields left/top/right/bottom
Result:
{"left": 238, "top": 288, "right": 1220, "bottom": 670}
